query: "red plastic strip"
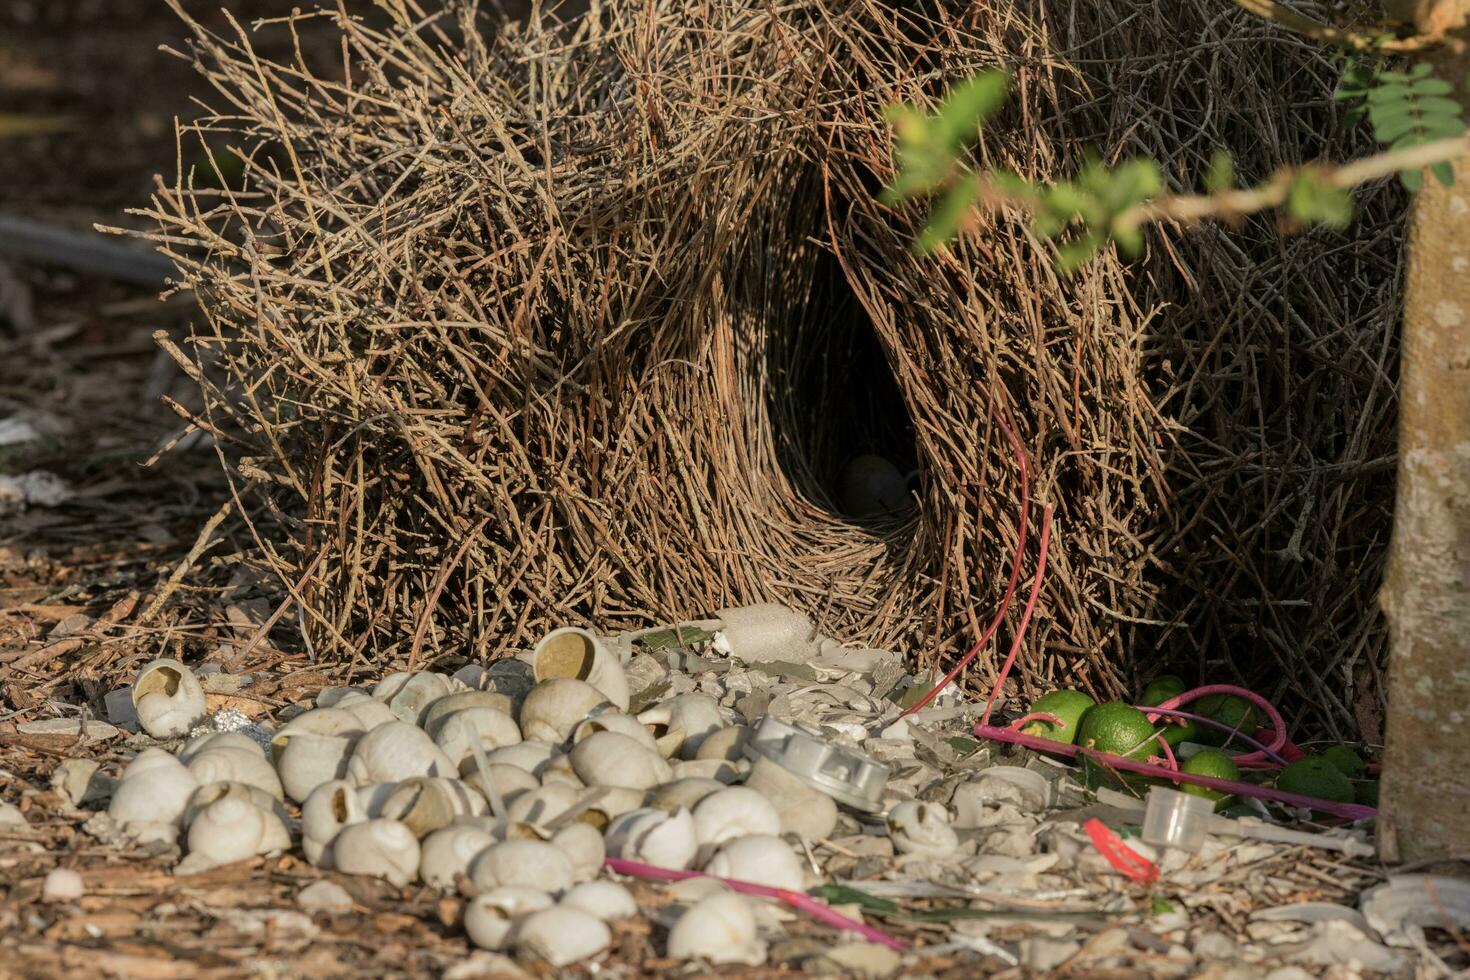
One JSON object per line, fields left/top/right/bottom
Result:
{"left": 1084, "top": 818, "right": 1159, "bottom": 883}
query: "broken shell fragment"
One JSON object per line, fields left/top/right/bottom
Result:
{"left": 514, "top": 906, "right": 611, "bottom": 966}
{"left": 177, "top": 731, "right": 266, "bottom": 764}
{"left": 378, "top": 776, "right": 488, "bottom": 837}
{"left": 504, "top": 782, "right": 581, "bottom": 827}
{"left": 517, "top": 678, "right": 611, "bottom": 744}
{"left": 464, "top": 886, "right": 555, "bottom": 951}
{"left": 633, "top": 704, "right": 686, "bottom": 758}
{"left": 301, "top": 779, "right": 367, "bottom": 868}
{"left": 665, "top": 693, "right": 724, "bottom": 759}
{"left": 532, "top": 627, "right": 630, "bottom": 712}
{"left": 131, "top": 659, "right": 207, "bottom": 739}
{"left": 331, "top": 818, "right": 421, "bottom": 886}
{"left": 41, "top": 868, "right": 84, "bottom": 902}
{"left": 887, "top": 800, "right": 960, "bottom": 857}
{"left": 649, "top": 777, "right": 726, "bottom": 813}
{"left": 561, "top": 880, "right": 638, "bottom": 921}
{"left": 422, "top": 691, "right": 516, "bottom": 737}
{"left": 667, "top": 890, "right": 767, "bottom": 965}
{"left": 463, "top": 764, "right": 539, "bottom": 810}
{"left": 572, "top": 712, "right": 661, "bottom": 753}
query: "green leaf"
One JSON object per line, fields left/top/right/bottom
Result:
{"left": 916, "top": 174, "right": 981, "bottom": 253}
{"left": 1285, "top": 171, "right": 1353, "bottom": 228}
{"left": 807, "top": 885, "right": 899, "bottom": 913}
{"left": 1431, "top": 160, "right": 1456, "bottom": 187}
{"left": 1407, "top": 78, "right": 1454, "bottom": 97}
{"left": 1205, "top": 151, "right": 1235, "bottom": 193}
{"left": 1400, "top": 167, "right": 1423, "bottom": 192}
{"left": 934, "top": 70, "right": 1012, "bottom": 153}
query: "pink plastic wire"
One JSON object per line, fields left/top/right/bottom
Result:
{"left": 972, "top": 723, "right": 1376, "bottom": 820}
{"left": 603, "top": 857, "right": 908, "bottom": 951}
{"left": 900, "top": 408, "right": 1030, "bottom": 719}
{"left": 978, "top": 506, "right": 1054, "bottom": 727}
{"left": 1146, "top": 684, "right": 1288, "bottom": 767}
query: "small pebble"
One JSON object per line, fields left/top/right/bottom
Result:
{"left": 42, "top": 868, "right": 85, "bottom": 902}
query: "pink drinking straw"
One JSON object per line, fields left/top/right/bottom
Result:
{"left": 603, "top": 857, "right": 908, "bottom": 951}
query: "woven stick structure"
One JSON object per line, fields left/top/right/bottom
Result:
{"left": 144, "top": 0, "right": 1402, "bottom": 737}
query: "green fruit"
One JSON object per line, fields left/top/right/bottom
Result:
{"left": 1276, "top": 757, "right": 1354, "bottom": 804}
{"left": 1076, "top": 701, "right": 1161, "bottom": 790}
{"left": 1140, "top": 674, "right": 1186, "bottom": 707}
{"left": 1353, "top": 779, "right": 1379, "bottom": 807}
{"left": 1020, "top": 690, "right": 1096, "bottom": 746}
{"left": 1321, "top": 746, "right": 1366, "bottom": 779}
{"left": 1180, "top": 749, "right": 1239, "bottom": 805}
{"left": 1193, "top": 694, "right": 1257, "bottom": 748}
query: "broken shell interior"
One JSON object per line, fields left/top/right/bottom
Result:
{"left": 532, "top": 627, "right": 630, "bottom": 711}
{"left": 514, "top": 906, "right": 612, "bottom": 967}
{"left": 131, "top": 659, "right": 207, "bottom": 739}
{"left": 887, "top": 799, "right": 960, "bottom": 856}
{"left": 378, "top": 776, "right": 488, "bottom": 837}
{"left": 464, "top": 886, "right": 555, "bottom": 951}
{"left": 331, "top": 817, "right": 421, "bottom": 886}
{"left": 301, "top": 779, "right": 367, "bottom": 867}
{"left": 633, "top": 704, "right": 687, "bottom": 758}
{"left": 695, "top": 725, "right": 751, "bottom": 762}
{"left": 665, "top": 693, "right": 724, "bottom": 759}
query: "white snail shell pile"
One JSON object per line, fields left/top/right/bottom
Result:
{"left": 103, "top": 637, "right": 845, "bottom": 969}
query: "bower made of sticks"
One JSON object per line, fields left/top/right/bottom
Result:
{"left": 149, "top": 0, "right": 1402, "bottom": 738}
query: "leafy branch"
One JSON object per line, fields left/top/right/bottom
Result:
{"left": 882, "top": 69, "right": 1468, "bottom": 270}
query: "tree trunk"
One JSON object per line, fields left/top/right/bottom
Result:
{"left": 1378, "top": 7, "right": 1470, "bottom": 864}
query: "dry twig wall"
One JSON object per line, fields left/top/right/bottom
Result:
{"left": 146, "top": 0, "right": 1402, "bottom": 738}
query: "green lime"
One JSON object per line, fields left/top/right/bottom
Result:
{"left": 1353, "top": 779, "right": 1379, "bottom": 807}
{"left": 1276, "top": 756, "right": 1354, "bottom": 804}
{"left": 1193, "top": 694, "right": 1257, "bottom": 748}
{"left": 1321, "top": 745, "right": 1366, "bottom": 779}
{"left": 1020, "top": 690, "right": 1096, "bottom": 746}
{"left": 1158, "top": 714, "right": 1198, "bottom": 747}
{"left": 1180, "top": 749, "right": 1239, "bottom": 806}
{"left": 1076, "top": 701, "right": 1161, "bottom": 789}
{"left": 1140, "top": 674, "right": 1186, "bottom": 707}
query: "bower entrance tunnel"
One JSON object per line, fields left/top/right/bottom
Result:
{"left": 768, "top": 244, "right": 921, "bottom": 525}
